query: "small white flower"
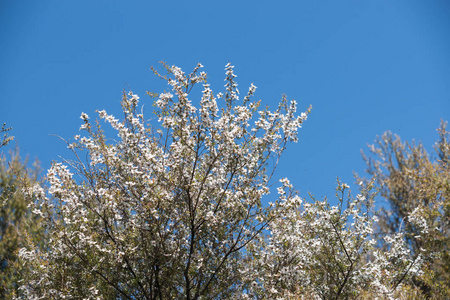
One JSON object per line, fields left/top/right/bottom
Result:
{"left": 80, "top": 112, "right": 89, "bottom": 120}
{"left": 98, "top": 110, "right": 107, "bottom": 118}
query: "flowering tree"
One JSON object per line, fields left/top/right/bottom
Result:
{"left": 19, "top": 63, "right": 310, "bottom": 299}
{"left": 18, "top": 63, "right": 432, "bottom": 299}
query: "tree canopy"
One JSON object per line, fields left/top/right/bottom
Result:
{"left": 8, "top": 64, "right": 448, "bottom": 299}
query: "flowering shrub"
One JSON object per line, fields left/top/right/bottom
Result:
{"left": 17, "top": 64, "right": 433, "bottom": 299}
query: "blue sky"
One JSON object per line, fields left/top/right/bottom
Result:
{"left": 1, "top": 0, "right": 449, "bottom": 201}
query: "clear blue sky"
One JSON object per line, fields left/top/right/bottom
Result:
{"left": 1, "top": 0, "right": 449, "bottom": 200}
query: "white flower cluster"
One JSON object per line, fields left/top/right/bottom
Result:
{"left": 240, "top": 182, "right": 429, "bottom": 299}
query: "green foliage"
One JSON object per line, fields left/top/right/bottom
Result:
{"left": 364, "top": 121, "right": 450, "bottom": 298}
{"left": 0, "top": 149, "right": 43, "bottom": 298}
